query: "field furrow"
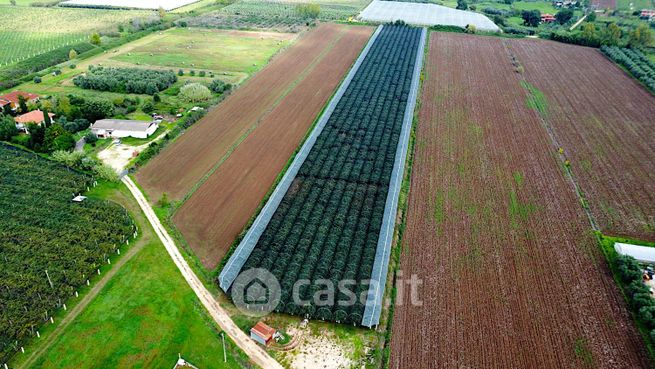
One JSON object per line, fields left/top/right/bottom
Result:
{"left": 136, "top": 23, "right": 349, "bottom": 201}
{"left": 510, "top": 39, "right": 655, "bottom": 241}
{"left": 172, "top": 25, "right": 374, "bottom": 268}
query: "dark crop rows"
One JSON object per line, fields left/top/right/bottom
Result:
{"left": 233, "top": 25, "right": 421, "bottom": 324}
{"left": 601, "top": 46, "right": 655, "bottom": 92}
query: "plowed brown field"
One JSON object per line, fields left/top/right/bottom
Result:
{"left": 136, "top": 23, "right": 363, "bottom": 202}
{"left": 511, "top": 40, "right": 655, "bottom": 241}
{"left": 389, "top": 33, "right": 650, "bottom": 369}
{"left": 170, "top": 25, "right": 374, "bottom": 269}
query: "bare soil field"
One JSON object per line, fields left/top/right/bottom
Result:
{"left": 136, "top": 23, "right": 358, "bottom": 202}
{"left": 510, "top": 39, "right": 655, "bottom": 241}
{"left": 169, "top": 25, "right": 373, "bottom": 269}
{"left": 389, "top": 33, "right": 650, "bottom": 369}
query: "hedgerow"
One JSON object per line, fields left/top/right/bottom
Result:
{"left": 73, "top": 66, "right": 177, "bottom": 95}
{"left": 601, "top": 45, "right": 655, "bottom": 92}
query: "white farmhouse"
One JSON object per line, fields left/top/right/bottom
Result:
{"left": 91, "top": 119, "right": 158, "bottom": 139}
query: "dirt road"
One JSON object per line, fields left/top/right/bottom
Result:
{"left": 122, "top": 176, "right": 282, "bottom": 369}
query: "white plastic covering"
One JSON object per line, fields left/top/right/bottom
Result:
{"left": 359, "top": 0, "right": 500, "bottom": 32}
{"left": 615, "top": 242, "right": 655, "bottom": 263}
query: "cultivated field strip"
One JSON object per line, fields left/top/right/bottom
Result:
{"left": 218, "top": 25, "right": 383, "bottom": 288}
{"left": 510, "top": 40, "right": 655, "bottom": 241}
{"left": 173, "top": 25, "right": 375, "bottom": 269}
{"left": 221, "top": 25, "right": 424, "bottom": 326}
{"left": 136, "top": 23, "right": 348, "bottom": 201}
{"left": 390, "top": 33, "right": 650, "bottom": 368}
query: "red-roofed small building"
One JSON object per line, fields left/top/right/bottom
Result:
{"left": 250, "top": 322, "right": 276, "bottom": 346}
{"left": 0, "top": 91, "right": 40, "bottom": 112}
{"left": 640, "top": 9, "right": 655, "bottom": 19}
{"left": 541, "top": 13, "right": 556, "bottom": 23}
{"left": 14, "top": 110, "right": 55, "bottom": 131}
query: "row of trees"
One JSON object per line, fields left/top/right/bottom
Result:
{"left": 0, "top": 143, "right": 134, "bottom": 363}
{"left": 602, "top": 45, "right": 655, "bottom": 92}
{"left": 233, "top": 25, "right": 422, "bottom": 324}
{"left": 73, "top": 66, "right": 177, "bottom": 95}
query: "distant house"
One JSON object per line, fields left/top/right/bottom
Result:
{"left": 90, "top": 119, "right": 159, "bottom": 139}
{"left": 0, "top": 91, "right": 39, "bottom": 112}
{"left": 541, "top": 13, "right": 556, "bottom": 23}
{"left": 640, "top": 9, "right": 655, "bottom": 20}
{"left": 14, "top": 110, "right": 55, "bottom": 131}
{"left": 250, "top": 322, "right": 276, "bottom": 346}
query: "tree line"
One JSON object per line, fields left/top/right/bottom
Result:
{"left": 73, "top": 66, "right": 177, "bottom": 95}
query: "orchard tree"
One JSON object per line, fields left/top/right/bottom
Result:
{"left": 629, "top": 24, "right": 653, "bottom": 48}
{"left": 602, "top": 23, "right": 622, "bottom": 46}
{"left": 522, "top": 10, "right": 541, "bottom": 27}
{"left": 69, "top": 49, "right": 78, "bottom": 60}
{"left": 0, "top": 115, "right": 17, "bottom": 140}
{"left": 90, "top": 32, "right": 101, "bottom": 46}
{"left": 555, "top": 8, "right": 573, "bottom": 24}
{"left": 582, "top": 22, "right": 596, "bottom": 41}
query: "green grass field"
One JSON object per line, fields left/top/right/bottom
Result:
{"left": 511, "top": 0, "right": 558, "bottom": 13}
{"left": 111, "top": 27, "right": 295, "bottom": 74}
{"left": 11, "top": 182, "right": 252, "bottom": 369}
{"left": 617, "top": 0, "right": 654, "bottom": 10}
{"left": 0, "top": 6, "right": 155, "bottom": 66}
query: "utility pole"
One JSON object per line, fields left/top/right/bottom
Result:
{"left": 221, "top": 332, "right": 227, "bottom": 363}
{"left": 45, "top": 270, "right": 53, "bottom": 289}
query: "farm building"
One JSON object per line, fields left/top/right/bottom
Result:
{"left": 358, "top": 0, "right": 500, "bottom": 31}
{"left": 0, "top": 91, "right": 39, "bottom": 111}
{"left": 541, "top": 13, "right": 556, "bottom": 23}
{"left": 14, "top": 110, "right": 55, "bottom": 131}
{"left": 615, "top": 242, "right": 655, "bottom": 263}
{"left": 250, "top": 322, "right": 276, "bottom": 346}
{"left": 91, "top": 119, "right": 158, "bottom": 139}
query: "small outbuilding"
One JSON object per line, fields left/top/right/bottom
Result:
{"left": 250, "top": 322, "right": 276, "bottom": 346}
{"left": 91, "top": 119, "right": 158, "bottom": 139}
{"left": 615, "top": 242, "right": 655, "bottom": 264}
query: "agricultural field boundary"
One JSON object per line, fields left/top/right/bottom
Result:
{"left": 362, "top": 27, "right": 427, "bottom": 328}
{"left": 178, "top": 26, "right": 352, "bottom": 207}
{"left": 218, "top": 25, "right": 384, "bottom": 291}
{"left": 502, "top": 40, "right": 599, "bottom": 233}
{"left": 122, "top": 176, "right": 283, "bottom": 369}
